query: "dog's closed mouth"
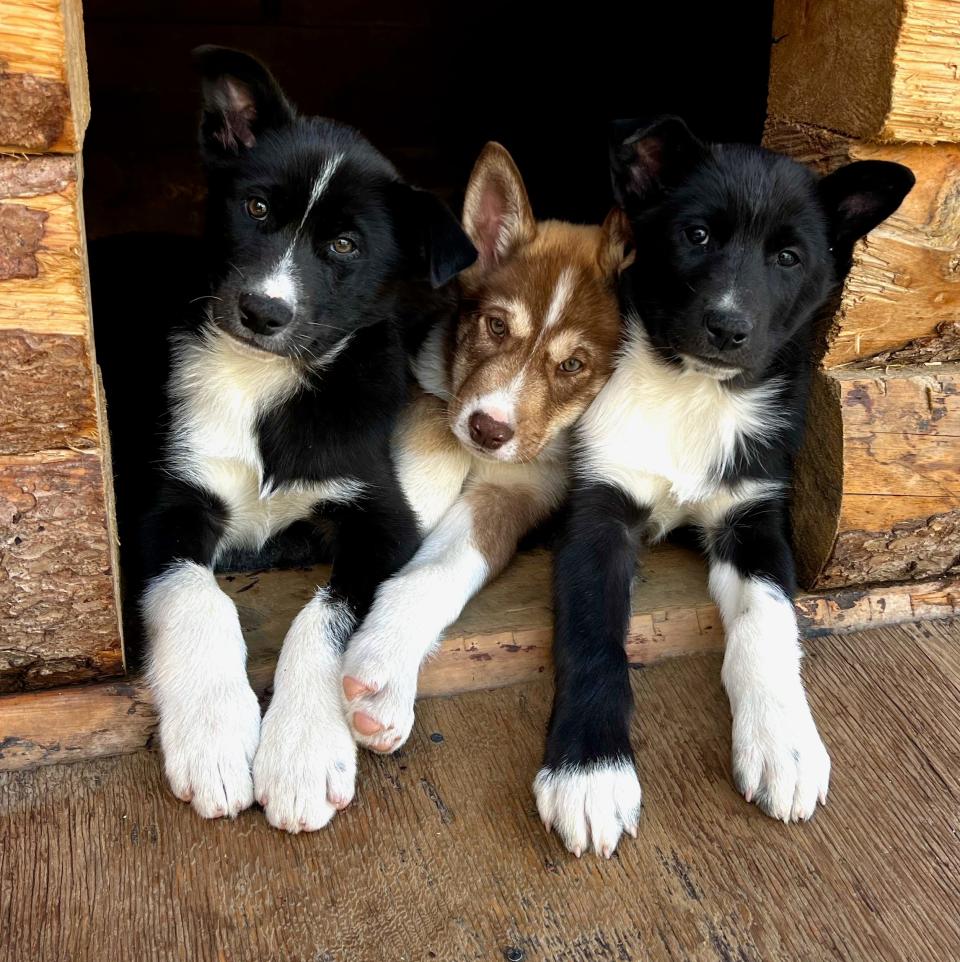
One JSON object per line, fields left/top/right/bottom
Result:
{"left": 680, "top": 353, "right": 742, "bottom": 380}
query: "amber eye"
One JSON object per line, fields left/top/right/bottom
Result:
{"left": 331, "top": 237, "right": 357, "bottom": 255}
{"left": 559, "top": 357, "right": 584, "bottom": 374}
{"left": 246, "top": 197, "right": 268, "bottom": 221}
{"left": 487, "top": 316, "right": 507, "bottom": 338}
{"left": 684, "top": 225, "right": 709, "bottom": 246}
{"left": 777, "top": 249, "right": 800, "bottom": 268}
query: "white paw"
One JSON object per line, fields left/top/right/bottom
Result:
{"left": 252, "top": 698, "right": 357, "bottom": 833}
{"left": 730, "top": 691, "right": 831, "bottom": 822}
{"left": 533, "top": 759, "right": 643, "bottom": 858}
{"left": 341, "top": 629, "right": 420, "bottom": 755}
{"left": 157, "top": 680, "right": 261, "bottom": 820}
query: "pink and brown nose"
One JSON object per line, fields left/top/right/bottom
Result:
{"left": 469, "top": 411, "right": 515, "bottom": 450}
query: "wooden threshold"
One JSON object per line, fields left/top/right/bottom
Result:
{"left": 1, "top": 543, "right": 958, "bottom": 772}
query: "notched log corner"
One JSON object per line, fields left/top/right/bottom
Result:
{"left": 817, "top": 507, "right": 960, "bottom": 590}
{"left": 0, "top": 72, "right": 68, "bottom": 150}
{"left": 0, "top": 205, "right": 49, "bottom": 280}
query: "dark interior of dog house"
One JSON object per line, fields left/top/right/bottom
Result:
{"left": 82, "top": 0, "right": 777, "bottom": 641}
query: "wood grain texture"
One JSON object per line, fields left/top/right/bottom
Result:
{"left": 1, "top": 622, "right": 958, "bottom": 961}
{"left": 4, "top": 547, "right": 960, "bottom": 772}
{"left": 0, "top": 161, "right": 93, "bottom": 337}
{"left": 763, "top": 123, "right": 960, "bottom": 366}
{"left": 0, "top": 0, "right": 89, "bottom": 151}
{"left": 796, "top": 364, "right": 960, "bottom": 587}
{"left": 768, "top": 0, "right": 960, "bottom": 142}
{"left": 0, "top": 451, "right": 123, "bottom": 692}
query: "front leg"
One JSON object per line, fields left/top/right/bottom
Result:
{"left": 342, "top": 478, "right": 557, "bottom": 753}
{"left": 253, "top": 479, "right": 420, "bottom": 833}
{"left": 535, "top": 483, "right": 646, "bottom": 858}
{"left": 706, "top": 498, "right": 830, "bottom": 822}
{"left": 142, "top": 484, "right": 261, "bottom": 819}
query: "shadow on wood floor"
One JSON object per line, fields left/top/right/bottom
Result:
{"left": 1, "top": 621, "right": 958, "bottom": 961}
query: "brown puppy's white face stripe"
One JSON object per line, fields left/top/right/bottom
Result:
{"left": 449, "top": 143, "right": 631, "bottom": 463}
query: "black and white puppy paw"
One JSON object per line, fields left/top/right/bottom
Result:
{"left": 533, "top": 759, "right": 643, "bottom": 858}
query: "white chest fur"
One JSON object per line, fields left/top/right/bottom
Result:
{"left": 167, "top": 328, "right": 363, "bottom": 555}
{"left": 577, "top": 324, "right": 784, "bottom": 535}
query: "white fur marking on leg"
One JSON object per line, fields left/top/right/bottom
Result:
{"left": 342, "top": 498, "right": 490, "bottom": 753}
{"left": 144, "top": 561, "right": 261, "bottom": 819}
{"left": 533, "top": 760, "right": 643, "bottom": 858}
{"left": 712, "top": 562, "right": 831, "bottom": 822}
{"left": 253, "top": 586, "right": 358, "bottom": 833}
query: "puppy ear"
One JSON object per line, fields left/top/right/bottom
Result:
{"left": 610, "top": 115, "right": 707, "bottom": 211}
{"left": 462, "top": 142, "right": 537, "bottom": 269}
{"left": 392, "top": 185, "right": 477, "bottom": 288}
{"left": 193, "top": 46, "right": 294, "bottom": 159}
{"left": 598, "top": 207, "right": 635, "bottom": 277}
{"left": 818, "top": 160, "right": 915, "bottom": 247}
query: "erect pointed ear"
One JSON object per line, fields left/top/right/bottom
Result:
{"left": 193, "top": 45, "right": 295, "bottom": 160}
{"left": 610, "top": 115, "right": 707, "bottom": 213}
{"left": 598, "top": 207, "right": 635, "bottom": 277}
{"left": 818, "top": 160, "right": 915, "bottom": 247}
{"left": 390, "top": 184, "right": 477, "bottom": 288}
{"left": 462, "top": 142, "right": 537, "bottom": 269}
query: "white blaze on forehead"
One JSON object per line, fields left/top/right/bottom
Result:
{"left": 257, "top": 151, "right": 346, "bottom": 309}
{"left": 542, "top": 268, "right": 576, "bottom": 332}
{"left": 299, "top": 151, "right": 345, "bottom": 232}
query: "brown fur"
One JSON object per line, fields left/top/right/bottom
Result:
{"left": 446, "top": 143, "right": 631, "bottom": 465}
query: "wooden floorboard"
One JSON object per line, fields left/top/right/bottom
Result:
{"left": 1, "top": 621, "right": 958, "bottom": 961}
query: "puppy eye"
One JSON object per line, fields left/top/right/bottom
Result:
{"left": 558, "top": 358, "right": 584, "bottom": 374}
{"left": 684, "top": 226, "right": 709, "bottom": 246}
{"left": 777, "top": 249, "right": 800, "bottom": 268}
{"left": 331, "top": 237, "right": 357, "bottom": 255}
{"left": 487, "top": 316, "right": 507, "bottom": 338}
{"left": 246, "top": 197, "right": 269, "bottom": 221}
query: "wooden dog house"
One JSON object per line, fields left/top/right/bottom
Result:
{"left": 1, "top": 0, "right": 959, "bottom": 769}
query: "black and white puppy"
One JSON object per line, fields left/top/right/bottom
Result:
{"left": 535, "top": 117, "right": 914, "bottom": 857}
{"left": 141, "top": 47, "right": 474, "bottom": 832}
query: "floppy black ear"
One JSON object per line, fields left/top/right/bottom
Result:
{"left": 393, "top": 185, "right": 477, "bottom": 287}
{"left": 818, "top": 160, "right": 915, "bottom": 246}
{"left": 193, "top": 45, "right": 294, "bottom": 159}
{"left": 610, "top": 115, "right": 708, "bottom": 211}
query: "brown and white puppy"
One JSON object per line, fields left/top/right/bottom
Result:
{"left": 339, "top": 142, "right": 631, "bottom": 753}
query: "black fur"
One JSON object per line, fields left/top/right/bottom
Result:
{"left": 140, "top": 48, "right": 475, "bottom": 654}
{"left": 544, "top": 117, "right": 914, "bottom": 783}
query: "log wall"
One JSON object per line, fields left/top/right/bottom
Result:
{"left": 766, "top": 0, "right": 960, "bottom": 589}
{"left": 0, "top": 0, "right": 123, "bottom": 689}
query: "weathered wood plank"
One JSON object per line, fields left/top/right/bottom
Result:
{"left": 763, "top": 123, "right": 960, "bottom": 367}
{"left": 2, "top": 547, "right": 958, "bottom": 772}
{"left": 768, "top": 0, "right": 960, "bottom": 143}
{"left": 1, "top": 623, "right": 958, "bottom": 962}
{"left": 0, "top": 451, "right": 123, "bottom": 693}
{"left": 0, "top": 0, "right": 89, "bottom": 152}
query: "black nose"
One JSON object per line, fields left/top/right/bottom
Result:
{"left": 238, "top": 291, "right": 293, "bottom": 335}
{"left": 469, "top": 411, "right": 515, "bottom": 451}
{"left": 703, "top": 310, "right": 752, "bottom": 351}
